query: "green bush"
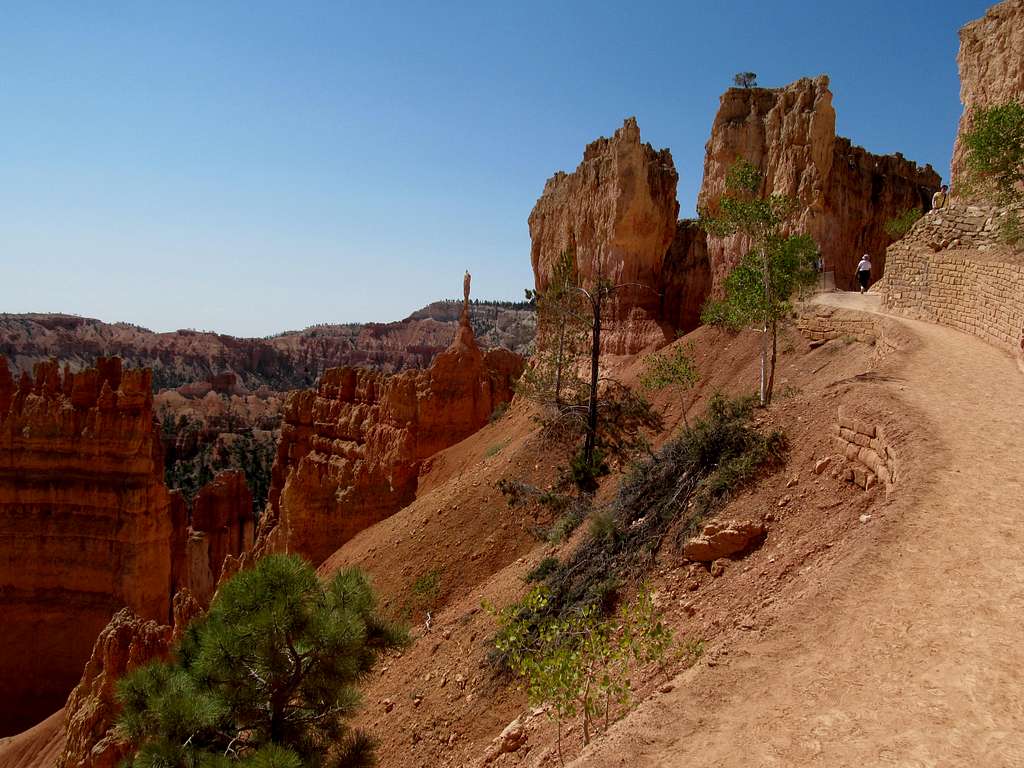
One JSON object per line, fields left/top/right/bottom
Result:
{"left": 116, "top": 554, "right": 406, "bottom": 768}
{"left": 489, "top": 586, "right": 672, "bottom": 760}
{"left": 525, "top": 557, "right": 561, "bottom": 583}
{"left": 500, "top": 395, "right": 785, "bottom": 632}
{"left": 884, "top": 207, "right": 923, "bottom": 240}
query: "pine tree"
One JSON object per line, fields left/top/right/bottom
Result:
{"left": 116, "top": 554, "right": 406, "bottom": 768}
{"left": 700, "top": 159, "right": 818, "bottom": 407}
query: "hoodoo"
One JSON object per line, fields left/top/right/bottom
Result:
{"left": 698, "top": 76, "right": 941, "bottom": 291}
{"left": 257, "top": 276, "right": 524, "bottom": 566}
{"left": 950, "top": 0, "right": 1024, "bottom": 190}
{"left": 529, "top": 117, "right": 681, "bottom": 354}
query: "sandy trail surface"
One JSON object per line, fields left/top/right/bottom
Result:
{"left": 576, "top": 292, "right": 1024, "bottom": 767}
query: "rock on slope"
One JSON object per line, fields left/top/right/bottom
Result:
{"left": 698, "top": 76, "right": 940, "bottom": 291}
{"left": 0, "top": 301, "right": 535, "bottom": 391}
{"left": 257, "top": 290, "right": 525, "bottom": 566}
{"left": 950, "top": 0, "right": 1024, "bottom": 189}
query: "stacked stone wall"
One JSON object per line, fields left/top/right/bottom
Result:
{"left": 796, "top": 304, "right": 902, "bottom": 359}
{"left": 881, "top": 203, "right": 1024, "bottom": 357}
{"left": 831, "top": 407, "right": 900, "bottom": 496}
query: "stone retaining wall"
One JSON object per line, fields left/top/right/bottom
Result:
{"left": 796, "top": 304, "right": 902, "bottom": 359}
{"left": 832, "top": 406, "right": 899, "bottom": 496}
{"left": 881, "top": 202, "right": 1024, "bottom": 357}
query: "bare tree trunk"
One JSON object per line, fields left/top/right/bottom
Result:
{"left": 554, "top": 323, "right": 566, "bottom": 405}
{"left": 765, "top": 318, "right": 778, "bottom": 406}
{"left": 759, "top": 323, "right": 768, "bottom": 406}
{"left": 584, "top": 294, "right": 601, "bottom": 464}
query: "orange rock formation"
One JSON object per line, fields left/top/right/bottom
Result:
{"left": 259, "top": 286, "right": 524, "bottom": 566}
{"left": 0, "top": 357, "right": 253, "bottom": 735}
{"left": 950, "top": 0, "right": 1024, "bottom": 189}
{"left": 529, "top": 117, "right": 681, "bottom": 354}
{"left": 0, "top": 357, "right": 175, "bottom": 734}
{"left": 56, "top": 590, "right": 202, "bottom": 768}
{"left": 698, "top": 76, "right": 941, "bottom": 292}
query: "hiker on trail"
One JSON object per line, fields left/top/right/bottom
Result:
{"left": 932, "top": 184, "right": 949, "bottom": 210}
{"left": 856, "top": 254, "right": 872, "bottom": 294}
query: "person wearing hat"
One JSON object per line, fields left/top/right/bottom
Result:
{"left": 856, "top": 254, "right": 872, "bottom": 294}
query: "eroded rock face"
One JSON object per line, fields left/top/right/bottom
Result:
{"left": 951, "top": 0, "right": 1024, "bottom": 190}
{"left": 0, "top": 301, "right": 535, "bottom": 390}
{"left": 0, "top": 357, "right": 253, "bottom": 735}
{"left": 660, "top": 220, "right": 712, "bottom": 333}
{"left": 260, "top": 296, "right": 524, "bottom": 566}
{"left": 57, "top": 591, "right": 202, "bottom": 768}
{"left": 0, "top": 357, "right": 175, "bottom": 734}
{"left": 529, "top": 117, "right": 680, "bottom": 354}
{"left": 171, "top": 471, "right": 254, "bottom": 607}
{"left": 698, "top": 76, "right": 940, "bottom": 292}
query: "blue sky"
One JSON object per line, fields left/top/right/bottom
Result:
{"left": 0, "top": 1, "right": 991, "bottom": 336}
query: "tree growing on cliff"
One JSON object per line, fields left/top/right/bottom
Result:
{"left": 963, "top": 101, "right": 1024, "bottom": 205}
{"left": 521, "top": 249, "right": 589, "bottom": 409}
{"left": 700, "top": 159, "right": 818, "bottom": 406}
{"left": 733, "top": 72, "right": 758, "bottom": 89}
{"left": 962, "top": 101, "right": 1024, "bottom": 245}
{"left": 116, "top": 554, "right": 406, "bottom": 768}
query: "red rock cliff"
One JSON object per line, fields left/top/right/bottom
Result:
{"left": 529, "top": 117, "right": 680, "bottom": 354}
{"left": 950, "top": 0, "right": 1024, "bottom": 191}
{"left": 0, "top": 357, "right": 175, "bottom": 734}
{"left": 698, "top": 76, "right": 940, "bottom": 292}
{"left": 259, "top": 291, "right": 524, "bottom": 566}
{"left": 0, "top": 357, "right": 253, "bottom": 736}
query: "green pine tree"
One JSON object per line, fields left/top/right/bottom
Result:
{"left": 700, "top": 159, "right": 818, "bottom": 407}
{"left": 116, "top": 554, "right": 407, "bottom": 768}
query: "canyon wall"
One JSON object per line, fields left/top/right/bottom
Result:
{"left": 698, "top": 76, "right": 940, "bottom": 292}
{"left": 0, "top": 357, "right": 253, "bottom": 735}
{"left": 529, "top": 117, "right": 681, "bottom": 354}
{"left": 0, "top": 357, "right": 175, "bottom": 734}
{"left": 950, "top": 0, "right": 1024, "bottom": 190}
{"left": 259, "top": 297, "right": 524, "bottom": 566}
{"left": 56, "top": 590, "right": 202, "bottom": 768}
{"left": 0, "top": 301, "right": 535, "bottom": 391}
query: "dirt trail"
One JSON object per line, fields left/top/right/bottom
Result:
{"left": 576, "top": 293, "right": 1024, "bottom": 767}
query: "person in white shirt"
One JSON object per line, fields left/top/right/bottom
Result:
{"left": 857, "top": 254, "right": 872, "bottom": 293}
{"left": 932, "top": 184, "right": 949, "bottom": 210}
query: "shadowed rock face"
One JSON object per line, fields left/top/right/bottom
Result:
{"left": 258, "top": 298, "right": 525, "bottom": 566}
{"left": 698, "top": 76, "right": 940, "bottom": 292}
{"left": 0, "top": 357, "right": 174, "bottom": 735}
{"left": 0, "top": 357, "right": 254, "bottom": 736}
{"left": 529, "top": 117, "right": 681, "bottom": 354}
{"left": 951, "top": 0, "right": 1024, "bottom": 191}
{"left": 56, "top": 591, "right": 202, "bottom": 768}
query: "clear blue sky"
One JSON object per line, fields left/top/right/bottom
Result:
{"left": 0, "top": 1, "right": 991, "bottom": 336}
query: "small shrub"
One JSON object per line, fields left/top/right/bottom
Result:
{"left": 1000, "top": 210, "right": 1024, "bottom": 246}
{"left": 569, "top": 447, "right": 609, "bottom": 493}
{"left": 547, "top": 505, "right": 587, "bottom": 544}
{"left": 884, "top": 207, "right": 923, "bottom": 240}
{"left": 489, "top": 586, "right": 672, "bottom": 761}
{"left": 485, "top": 443, "right": 504, "bottom": 458}
{"left": 489, "top": 402, "right": 509, "bottom": 423}
{"left": 525, "top": 557, "right": 561, "bottom": 583}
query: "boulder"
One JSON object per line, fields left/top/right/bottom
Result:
{"left": 683, "top": 520, "right": 767, "bottom": 563}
